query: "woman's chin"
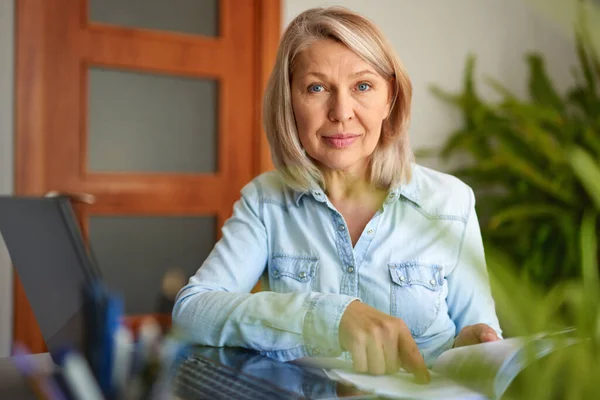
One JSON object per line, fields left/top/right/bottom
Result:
{"left": 318, "top": 158, "right": 369, "bottom": 175}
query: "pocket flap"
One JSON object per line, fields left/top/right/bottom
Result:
{"left": 270, "top": 256, "right": 318, "bottom": 282}
{"left": 388, "top": 262, "right": 443, "bottom": 290}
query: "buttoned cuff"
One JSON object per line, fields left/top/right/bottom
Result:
{"left": 302, "top": 293, "right": 360, "bottom": 357}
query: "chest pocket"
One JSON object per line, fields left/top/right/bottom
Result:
{"left": 389, "top": 261, "right": 444, "bottom": 337}
{"left": 269, "top": 255, "right": 318, "bottom": 293}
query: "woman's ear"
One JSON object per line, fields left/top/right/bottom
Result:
{"left": 384, "top": 77, "right": 396, "bottom": 119}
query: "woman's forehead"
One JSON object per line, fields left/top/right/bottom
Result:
{"left": 292, "top": 39, "right": 378, "bottom": 79}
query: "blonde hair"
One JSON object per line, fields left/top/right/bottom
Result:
{"left": 263, "top": 6, "right": 413, "bottom": 192}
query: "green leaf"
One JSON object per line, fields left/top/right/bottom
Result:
{"left": 528, "top": 341, "right": 570, "bottom": 399}
{"left": 516, "top": 122, "right": 564, "bottom": 166}
{"left": 567, "top": 85, "right": 600, "bottom": 121}
{"left": 580, "top": 210, "right": 599, "bottom": 306}
{"left": 439, "top": 129, "right": 476, "bottom": 158}
{"left": 555, "top": 215, "right": 580, "bottom": 279}
{"left": 463, "top": 53, "right": 477, "bottom": 101}
{"left": 485, "top": 246, "right": 535, "bottom": 335}
{"left": 499, "top": 101, "right": 562, "bottom": 125}
{"left": 582, "top": 127, "right": 600, "bottom": 158}
{"left": 429, "top": 84, "right": 461, "bottom": 105}
{"left": 440, "top": 129, "right": 494, "bottom": 160}
{"left": 489, "top": 120, "right": 564, "bottom": 169}
{"left": 567, "top": 146, "right": 600, "bottom": 210}
{"left": 527, "top": 54, "right": 564, "bottom": 111}
{"left": 576, "top": 7, "right": 600, "bottom": 83}
{"left": 575, "top": 32, "right": 597, "bottom": 94}
{"left": 488, "top": 204, "right": 566, "bottom": 230}
{"left": 492, "top": 152, "right": 576, "bottom": 205}
{"left": 485, "top": 77, "right": 516, "bottom": 99}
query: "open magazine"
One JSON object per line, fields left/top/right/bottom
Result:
{"left": 327, "top": 327, "right": 578, "bottom": 400}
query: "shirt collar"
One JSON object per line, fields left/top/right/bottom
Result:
{"left": 396, "top": 172, "right": 421, "bottom": 206}
{"left": 293, "top": 186, "right": 324, "bottom": 206}
{"left": 292, "top": 172, "right": 421, "bottom": 207}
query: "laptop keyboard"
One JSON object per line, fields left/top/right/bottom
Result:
{"left": 172, "top": 354, "right": 305, "bottom": 400}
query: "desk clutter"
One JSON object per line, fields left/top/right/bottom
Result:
{"left": 12, "top": 282, "right": 190, "bottom": 400}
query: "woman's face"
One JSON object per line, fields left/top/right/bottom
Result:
{"left": 291, "top": 39, "right": 392, "bottom": 176}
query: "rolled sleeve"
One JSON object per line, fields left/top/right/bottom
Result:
{"left": 303, "top": 293, "right": 359, "bottom": 357}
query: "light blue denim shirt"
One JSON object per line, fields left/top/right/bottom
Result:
{"left": 173, "top": 164, "right": 502, "bottom": 367}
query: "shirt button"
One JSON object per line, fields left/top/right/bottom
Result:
{"left": 388, "top": 192, "right": 395, "bottom": 198}
{"left": 338, "top": 224, "right": 346, "bottom": 231}
{"left": 313, "top": 348, "right": 321, "bottom": 356}
{"left": 429, "top": 279, "right": 436, "bottom": 285}
{"left": 273, "top": 270, "right": 279, "bottom": 277}
{"left": 298, "top": 271, "right": 307, "bottom": 279}
{"left": 399, "top": 275, "right": 406, "bottom": 282}
{"left": 347, "top": 266, "right": 354, "bottom": 273}
{"left": 367, "top": 229, "right": 374, "bottom": 235}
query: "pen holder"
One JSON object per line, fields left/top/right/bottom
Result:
{"left": 13, "top": 281, "right": 191, "bottom": 400}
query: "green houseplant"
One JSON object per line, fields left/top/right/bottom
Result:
{"left": 417, "top": 7, "right": 600, "bottom": 398}
{"left": 455, "top": 153, "right": 600, "bottom": 398}
{"left": 420, "top": 18, "right": 600, "bottom": 289}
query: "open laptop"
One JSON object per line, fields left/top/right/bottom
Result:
{"left": 0, "top": 195, "right": 374, "bottom": 399}
{"left": 0, "top": 196, "right": 100, "bottom": 356}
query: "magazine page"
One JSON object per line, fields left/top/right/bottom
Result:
{"left": 432, "top": 338, "right": 525, "bottom": 398}
{"left": 320, "top": 328, "right": 578, "bottom": 400}
{"left": 328, "top": 369, "right": 486, "bottom": 400}
{"left": 432, "top": 329, "right": 578, "bottom": 399}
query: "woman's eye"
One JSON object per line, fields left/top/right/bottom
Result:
{"left": 356, "top": 82, "right": 372, "bottom": 92}
{"left": 308, "top": 84, "right": 325, "bottom": 93}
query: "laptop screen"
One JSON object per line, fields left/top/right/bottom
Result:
{"left": 0, "top": 196, "right": 99, "bottom": 354}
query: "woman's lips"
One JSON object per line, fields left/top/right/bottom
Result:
{"left": 323, "top": 135, "right": 360, "bottom": 149}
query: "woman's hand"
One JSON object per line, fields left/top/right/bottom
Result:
{"left": 453, "top": 323, "right": 500, "bottom": 348}
{"left": 339, "top": 301, "right": 430, "bottom": 383}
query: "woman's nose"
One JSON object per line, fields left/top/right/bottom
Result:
{"left": 328, "top": 92, "right": 354, "bottom": 122}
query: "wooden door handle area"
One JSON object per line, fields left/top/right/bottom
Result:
{"left": 44, "top": 191, "right": 96, "bottom": 205}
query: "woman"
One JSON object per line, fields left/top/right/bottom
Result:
{"left": 173, "top": 6, "right": 502, "bottom": 383}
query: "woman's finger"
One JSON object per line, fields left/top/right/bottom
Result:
{"left": 351, "top": 341, "right": 368, "bottom": 373}
{"left": 366, "top": 337, "right": 386, "bottom": 375}
{"left": 476, "top": 325, "right": 499, "bottom": 342}
{"left": 383, "top": 332, "right": 399, "bottom": 374}
{"left": 397, "top": 329, "right": 430, "bottom": 383}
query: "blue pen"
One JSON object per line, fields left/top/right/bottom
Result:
{"left": 82, "top": 282, "right": 104, "bottom": 381}
{"left": 81, "top": 281, "right": 123, "bottom": 399}
{"left": 97, "top": 294, "right": 122, "bottom": 398}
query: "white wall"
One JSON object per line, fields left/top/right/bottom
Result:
{"left": 283, "top": 0, "right": 577, "bottom": 172}
{"left": 526, "top": 0, "right": 600, "bottom": 45}
{"left": 0, "top": 0, "right": 15, "bottom": 357}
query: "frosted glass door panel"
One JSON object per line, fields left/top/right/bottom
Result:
{"left": 89, "top": 216, "right": 216, "bottom": 314}
{"left": 89, "top": 0, "right": 219, "bottom": 37}
{"left": 88, "top": 67, "right": 218, "bottom": 173}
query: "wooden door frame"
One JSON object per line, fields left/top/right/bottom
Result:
{"left": 13, "top": 0, "right": 280, "bottom": 353}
